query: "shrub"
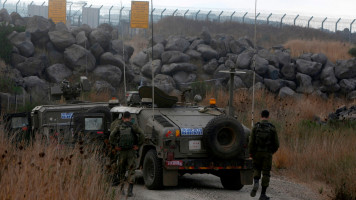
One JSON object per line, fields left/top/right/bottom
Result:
{"left": 0, "top": 23, "right": 25, "bottom": 64}
{"left": 348, "top": 47, "right": 356, "bottom": 57}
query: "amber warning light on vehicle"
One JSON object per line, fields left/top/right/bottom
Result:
{"left": 210, "top": 98, "right": 216, "bottom": 106}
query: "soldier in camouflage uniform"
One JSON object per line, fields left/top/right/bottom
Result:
{"left": 109, "top": 111, "right": 144, "bottom": 197}
{"left": 249, "top": 110, "right": 279, "bottom": 200}
{"left": 108, "top": 116, "right": 122, "bottom": 185}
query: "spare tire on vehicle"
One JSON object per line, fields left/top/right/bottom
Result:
{"left": 203, "top": 115, "right": 245, "bottom": 159}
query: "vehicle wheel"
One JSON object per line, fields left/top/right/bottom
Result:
{"left": 220, "top": 172, "right": 244, "bottom": 190}
{"left": 203, "top": 115, "right": 245, "bottom": 159}
{"left": 143, "top": 149, "right": 163, "bottom": 190}
{"left": 87, "top": 106, "right": 112, "bottom": 122}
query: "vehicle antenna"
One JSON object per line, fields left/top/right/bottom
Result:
{"left": 251, "top": 0, "right": 257, "bottom": 128}
{"left": 151, "top": 0, "right": 155, "bottom": 121}
{"left": 121, "top": 0, "right": 127, "bottom": 105}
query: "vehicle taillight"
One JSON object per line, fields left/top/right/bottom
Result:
{"left": 97, "top": 131, "right": 104, "bottom": 134}
{"left": 167, "top": 152, "right": 174, "bottom": 161}
{"left": 22, "top": 126, "right": 28, "bottom": 131}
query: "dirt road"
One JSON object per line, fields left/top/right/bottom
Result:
{"left": 116, "top": 172, "right": 322, "bottom": 200}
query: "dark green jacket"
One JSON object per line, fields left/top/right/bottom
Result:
{"left": 249, "top": 120, "right": 279, "bottom": 155}
{"left": 109, "top": 120, "right": 145, "bottom": 147}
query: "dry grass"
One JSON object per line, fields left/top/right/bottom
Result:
{"left": 284, "top": 39, "right": 353, "bottom": 62}
{"left": 203, "top": 88, "right": 356, "bottom": 199}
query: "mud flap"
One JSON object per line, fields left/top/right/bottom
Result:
{"left": 163, "top": 169, "right": 178, "bottom": 186}
{"left": 240, "top": 169, "right": 253, "bottom": 185}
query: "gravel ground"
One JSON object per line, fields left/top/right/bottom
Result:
{"left": 114, "top": 171, "right": 323, "bottom": 200}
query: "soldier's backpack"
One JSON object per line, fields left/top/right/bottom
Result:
{"left": 118, "top": 122, "right": 135, "bottom": 149}
{"left": 255, "top": 122, "right": 274, "bottom": 152}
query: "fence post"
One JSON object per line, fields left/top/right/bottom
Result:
{"left": 3, "top": 0, "right": 7, "bottom": 8}
{"left": 109, "top": 6, "right": 113, "bottom": 25}
{"left": 81, "top": 3, "right": 87, "bottom": 26}
{"left": 195, "top": 10, "right": 200, "bottom": 21}
{"left": 308, "top": 16, "right": 313, "bottom": 28}
{"left": 150, "top": 8, "right": 155, "bottom": 22}
{"left": 294, "top": 14, "right": 299, "bottom": 26}
{"left": 242, "top": 12, "right": 248, "bottom": 23}
{"left": 206, "top": 10, "right": 212, "bottom": 21}
{"left": 256, "top": 12, "right": 260, "bottom": 23}
{"left": 68, "top": 2, "right": 73, "bottom": 22}
{"left": 41, "top": 1, "right": 45, "bottom": 6}
{"left": 29, "top": 1, "right": 33, "bottom": 6}
{"left": 184, "top": 9, "right": 189, "bottom": 19}
{"left": 218, "top": 11, "right": 223, "bottom": 22}
{"left": 267, "top": 13, "right": 272, "bottom": 24}
{"left": 350, "top": 19, "right": 356, "bottom": 43}
{"left": 161, "top": 8, "right": 166, "bottom": 20}
{"left": 335, "top": 18, "right": 341, "bottom": 32}
{"left": 172, "top": 9, "right": 178, "bottom": 16}
{"left": 88, "top": 4, "right": 92, "bottom": 8}
{"left": 280, "top": 14, "right": 286, "bottom": 28}
{"left": 119, "top": 6, "right": 124, "bottom": 33}
{"left": 98, "top": 5, "right": 103, "bottom": 25}
{"left": 16, "top": 0, "right": 20, "bottom": 13}
{"left": 78, "top": 15, "right": 81, "bottom": 26}
{"left": 321, "top": 17, "right": 327, "bottom": 31}
{"left": 230, "top": 11, "right": 236, "bottom": 22}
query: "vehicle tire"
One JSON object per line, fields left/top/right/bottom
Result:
{"left": 203, "top": 115, "right": 245, "bottom": 159}
{"left": 143, "top": 149, "right": 163, "bottom": 190}
{"left": 87, "top": 106, "right": 112, "bottom": 122}
{"left": 220, "top": 172, "right": 244, "bottom": 190}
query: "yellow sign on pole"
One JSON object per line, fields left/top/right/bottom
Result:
{"left": 131, "top": 1, "right": 149, "bottom": 29}
{"left": 48, "top": 0, "right": 67, "bottom": 24}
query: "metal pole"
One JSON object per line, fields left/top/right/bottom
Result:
{"left": 29, "top": 1, "right": 33, "bottom": 6}
{"left": 98, "top": 5, "right": 103, "bottom": 25}
{"left": 242, "top": 12, "right": 248, "bottom": 23}
{"left": 16, "top": 0, "right": 20, "bottom": 13}
{"left": 308, "top": 16, "right": 313, "bottom": 28}
{"left": 184, "top": 9, "right": 189, "bottom": 19}
{"left": 119, "top": 6, "right": 124, "bottom": 34}
{"left": 255, "top": 12, "right": 260, "bottom": 24}
{"left": 280, "top": 14, "right": 286, "bottom": 28}
{"left": 206, "top": 10, "right": 212, "bottom": 21}
{"left": 335, "top": 18, "right": 341, "bottom": 32}
{"left": 41, "top": 1, "right": 45, "bottom": 6}
{"left": 294, "top": 14, "right": 299, "bottom": 26}
{"left": 150, "top": 8, "right": 155, "bottom": 22}
{"left": 81, "top": 3, "right": 87, "bottom": 26}
{"left": 78, "top": 15, "right": 81, "bottom": 26}
{"left": 88, "top": 4, "right": 92, "bottom": 8}
{"left": 267, "top": 13, "right": 272, "bottom": 24}
{"left": 160, "top": 8, "right": 166, "bottom": 20}
{"left": 109, "top": 6, "right": 113, "bottom": 25}
{"left": 3, "top": 0, "right": 7, "bottom": 8}
{"left": 321, "top": 17, "right": 327, "bottom": 30}
{"left": 229, "top": 67, "right": 235, "bottom": 117}
{"left": 69, "top": 2, "right": 73, "bottom": 22}
{"left": 151, "top": 0, "right": 155, "bottom": 123}
{"left": 230, "top": 11, "right": 236, "bottom": 22}
{"left": 350, "top": 19, "right": 356, "bottom": 43}
{"left": 172, "top": 9, "right": 178, "bottom": 16}
{"left": 195, "top": 10, "right": 200, "bottom": 20}
{"left": 218, "top": 11, "right": 223, "bottom": 22}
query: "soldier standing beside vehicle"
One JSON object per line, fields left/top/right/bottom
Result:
{"left": 249, "top": 110, "right": 279, "bottom": 200}
{"left": 109, "top": 111, "right": 144, "bottom": 197}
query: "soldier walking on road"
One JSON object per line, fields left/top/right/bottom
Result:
{"left": 249, "top": 110, "right": 279, "bottom": 200}
{"left": 109, "top": 111, "right": 144, "bottom": 197}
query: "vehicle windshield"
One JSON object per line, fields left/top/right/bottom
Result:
{"left": 11, "top": 117, "right": 29, "bottom": 129}
{"left": 84, "top": 118, "right": 103, "bottom": 131}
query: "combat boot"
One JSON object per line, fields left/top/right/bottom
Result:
{"left": 259, "top": 194, "right": 270, "bottom": 200}
{"left": 127, "top": 183, "right": 134, "bottom": 197}
{"left": 250, "top": 179, "right": 259, "bottom": 197}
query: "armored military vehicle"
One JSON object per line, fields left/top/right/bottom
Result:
{"left": 3, "top": 112, "right": 33, "bottom": 143}
{"left": 111, "top": 86, "right": 253, "bottom": 190}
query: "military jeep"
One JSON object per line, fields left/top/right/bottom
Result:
{"left": 111, "top": 86, "right": 253, "bottom": 190}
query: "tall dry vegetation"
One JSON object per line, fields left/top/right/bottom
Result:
{"left": 202, "top": 88, "right": 356, "bottom": 199}
{"left": 284, "top": 39, "right": 353, "bottom": 62}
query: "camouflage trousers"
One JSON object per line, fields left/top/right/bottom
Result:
{"left": 252, "top": 152, "right": 273, "bottom": 187}
{"left": 117, "top": 149, "right": 137, "bottom": 184}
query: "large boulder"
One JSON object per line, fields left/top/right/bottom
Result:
{"left": 23, "top": 76, "right": 48, "bottom": 102}
{"left": 165, "top": 36, "right": 190, "bottom": 52}
{"left": 154, "top": 74, "right": 176, "bottom": 94}
{"left": 15, "top": 57, "right": 45, "bottom": 77}
{"left": 335, "top": 58, "right": 356, "bottom": 79}
{"left": 147, "top": 43, "right": 164, "bottom": 60}
{"left": 267, "top": 65, "right": 279, "bottom": 80}
{"left": 46, "top": 42, "right": 64, "bottom": 64}
{"left": 93, "top": 65, "right": 122, "bottom": 87}
{"left": 45, "top": 64, "right": 72, "bottom": 83}
{"left": 258, "top": 49, "right": 279, "bottom": 67}
{"left": 110, "top": 40, "right": 134, "bottom": 62}
{"left": 100, "top": 52, "right": 124, "bottom": 70}
{"left": 0, "top": 8, "right": 11, "bottom": 23}
{"left": 229, "top": 40, "right": 245, "bottom": 55}
{"left": 278, "top": 87, "right": 296, "bottom": 98}
{"left": 311, "top": 53, "right": 327, "bottom": 65}
{"left": 141, "top": 60, "right": 162, "bottom": 78}
{"left": 173, "top": 71, "right": 197, "bottom": 89}
{"left": 281, "top": 63, "right": 296, "bottom": 80}
{"left": 275, "top": 50, "right": 291, "bottom": 68}
{"left": 10, "top": 12, "right": 26, "bottom": 27}
{"left": 11, "top": 53, "right": 26, "bottom": 68}
{"left": 264, "top": 79, "right": 283, "bottom": 93}
{"left": 64, "top": 44, "right": 96, "bottom": 73}
{"left": 76, "top": 31, "right": 90, "bottom": 48}
{"left": 348, "top": 91, "right": 356, "bottom": 100}
{"left": 230, "top": 76, "right": 246, "bottom": 89}
{"left": 296, "top": 59, "right": 322, "bottom": 77}
{"left": 235, "top": 70, "right": 263, "bottom": 88}
{"left": 320, "top": 61, "right": 338, "bottom": 86}
{"left": 98, "top": 23, "right": 113, "bottom": 33}
{"left": 161, "top": 51, "right": 190, "bottom": 64}
{"left": 132, "top": 51, "right": 149, "bottom": 67}
{"left": 71, "top": 24, "right": 92, "bottom": 37}
{"left": 203, "top": 59, "right": 219, "bottom": 75}
{"left": 161, "top": 63, "right": 197, "bottom": 75}
{"left": 8, "top": 31, "right": 34, "bottom": 57}
{"left": 296, "top": 73, "right": 314, "bottom": 94}
{"left": 26, "top": 15, "right": 53, "bottom": 42}
{"left": 89, "top": 29, "right": 111, "bottom": 51}
{"left": 90, "top": 43, "right": 104, "bottom": 60}
{"left": 339, "top": 79, "right": 356, "bottom": 94}
{"left": 252, "top": 55, "right": 269, "bottom": 75}
{"left": 48, "top": 30, "right": 76, "bottom": 51}
{"left": 281, "top": 80, "right": 297, "bottom": 90}
{"left": 93, "top": 80, "right": 116, "bottom": 95}
{"left": 185, "top": 49, "right": 202, "bottom": 60}
{"left": 189, "top": 39, "right": 204, "bottom": 50}
{"left": 213, "top": 64, "right": 230, "bottom": 83}
{"left": 201, "top": 30, "right": 212, "bottom": 45}
{"left": 197, "top": 44, "right": 218, "bottom": 61}
{"left": 236, "top": 50, "right": 254, "bottom": 69}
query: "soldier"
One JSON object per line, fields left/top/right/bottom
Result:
{"left": 109, "top": 111, "right": 144, "bottom": 197}
{"left": 108, "top": 115, "right": 122, "bottom": 186}
{"left": 249, "top": 110, "right": 279, "bottom": 200}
